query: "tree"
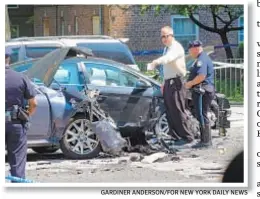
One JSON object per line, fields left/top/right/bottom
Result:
{"left": 140, "top": 5, "right": 244, "bottom": 59}
{"left": 5, "top": 5, "right": 11, "bottom": 41}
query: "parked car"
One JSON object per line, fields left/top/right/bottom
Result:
{"left": 6, "top": 35, "right": 140, "bottom": 71}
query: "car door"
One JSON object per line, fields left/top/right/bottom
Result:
{"left": 119, "top": 70, "right": 154, "bottom": 124}
{"left": 83, "top": 62, "right": 154, "bottom": 126}
{"left": 27, "top": 86, "right": 51, "bottom": 140}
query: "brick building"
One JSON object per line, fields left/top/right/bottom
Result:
{"left": 7, "top": 5, "right": 34, "bottom": 38}
{"left": 9, "top": 5, "right": 244, "bottom": 60}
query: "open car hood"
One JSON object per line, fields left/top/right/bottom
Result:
{"left": 25, "top": 47, "right": 93, "bottom": 87}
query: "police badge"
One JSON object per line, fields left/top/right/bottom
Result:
{"left": 197, "top": 61, "right": 203, "bottom": 67}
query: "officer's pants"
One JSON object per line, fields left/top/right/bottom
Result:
{"left": 163, "top": 77, "right": 194, "bottom": 141}
{"left": 192, "top": 91, "right": 215, "bottom": 126}
{"left": 5, "top": 122, "right": 27, "bottom": 181}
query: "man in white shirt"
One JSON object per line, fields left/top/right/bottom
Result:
{"left": 148, "top": 26, "right": 195, "bottom": 145}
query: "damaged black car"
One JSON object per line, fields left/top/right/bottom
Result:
{"left": 10, "top": 47, "right": 231, "bottom": 159}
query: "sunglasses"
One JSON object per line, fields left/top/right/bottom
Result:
{"left": 161, "top": 34, "right": 172, "bottom": 39}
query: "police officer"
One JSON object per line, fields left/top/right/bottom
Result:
{"left": 148, "top": 26, "right": 195, "bottom": 145}
{"left": 5, "top": 49, "right": 37, "bottom": 181}
{"left": 185, "top": 40, "right": 215, "bottom": 147}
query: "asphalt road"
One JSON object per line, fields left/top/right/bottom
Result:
{"left": 5, "top": 106, "right": 244, "bottom": 184}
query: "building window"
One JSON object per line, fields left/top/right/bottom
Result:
{"left": 238, "top": 16, "right": 244, "bottom": 43}
{"left": 11, "top": 25, "right": 19, "bottom": 38}
{"left": 43, "top": 17, "right": 50, "bottom": 36}
{"left": 171, "top": 15, "right": 199, "bottom": 50}
{"left": 7, "top": 5, "right": 19, "bottom": 9}
{"left": 74, "top": 16, "right": 79, "bottom": 35}
{"left": 92, "top": 16, "right": 100, "bottom": 35}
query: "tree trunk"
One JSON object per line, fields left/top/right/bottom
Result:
{"left": 5, "top": 6, "right": 11, "bottom": 41}
{"left": 219, "top": 31, "right": 233, "bottom": 59}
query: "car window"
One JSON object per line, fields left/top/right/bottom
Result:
{"left": 120, "top": 71, "right": 140, "bottom": 87}
{"left": 84, "top": 63, "right": 121, "bottom": 87}
{"left": 54, "top": 63, "right": 81, "bottom": 85}
{"left": 25, "top": 46, "right": 59, "bottom": 59}
{"left": 77, "top": 42, "right": 136, "bottom": 65}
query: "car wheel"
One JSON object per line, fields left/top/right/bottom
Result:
{"left": 31, "top": 146, "right": 59, "bottom": 154}
{"left": 154, "top": 113, "right": 171, "bottom": 140}
{"left": 60, "top": 115, "right": 101, "bottom": 159}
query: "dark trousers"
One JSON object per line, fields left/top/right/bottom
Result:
{"left": 192, "top": 91, "right": 214, "bottom": 126}
{"left": 5, "top": 122, "right": 27, "bottom": 181}
{"left": 163, "top": 77, "right": 194, "bottom": 141}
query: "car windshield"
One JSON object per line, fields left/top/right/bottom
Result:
{"left": 76, "top": 42, "right": 136, "bottom": 65}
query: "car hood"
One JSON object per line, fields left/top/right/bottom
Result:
{"left": 25, "top": 47, "right": 93, "bottom": 87}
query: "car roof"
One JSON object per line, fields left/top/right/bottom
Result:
{"left": 7, "top": 35, "right": 128, "bottom": 44}
{"left": 6, "top": 40, "right": 67, "bottom": 47}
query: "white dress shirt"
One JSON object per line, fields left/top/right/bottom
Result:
{"left": 154, "top": 40, "right": 187, "bottom": 79}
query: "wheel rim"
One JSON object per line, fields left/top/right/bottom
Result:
{"left": 64, "top": 119, "right": 99, "bottom": 155}
{"left": 156, "top": 113, "right": 171, "bottom": 139}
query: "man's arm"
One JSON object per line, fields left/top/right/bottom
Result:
{"left": 185, "top": 59, "right": 207, "bottom": 88}
{"left": 23, "top": 75, "right": 37, "bottom": 116}
{"left": 153, "top": 44, "right": 184, "bottom": 66}
{"left": 186, "top": 74, "right": 206, "bottom": 88}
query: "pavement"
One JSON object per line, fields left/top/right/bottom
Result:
{"left": 5, "top": 106, "right": 244, "bottom": 184}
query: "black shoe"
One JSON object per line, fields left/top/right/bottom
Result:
{"left": 170, "top": 139, "right": 198, "bottom": 150}
{"left": 191, "top": 141, "right": 212, "bottom": 149}
{"left": 173, "top": 139, "right": 195, "bottom": 146}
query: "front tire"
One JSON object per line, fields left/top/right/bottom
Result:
{"left": 60, "top": 115, "right": 101, "bottom": 159}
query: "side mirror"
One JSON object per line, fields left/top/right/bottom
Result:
{"left": 135, "top": 80, "right": 151, "bottom": 89}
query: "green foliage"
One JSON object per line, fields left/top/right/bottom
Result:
{"left": 215, "top": 79, "right": 243, "bottom": 102}
{"left": 26, "top": 16, "right": 34, "bottom": 24}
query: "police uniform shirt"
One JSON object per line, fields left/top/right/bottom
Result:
{"left": 153, "top": 40, "right": 186, "bottom": 79}
{"left": 5, "top": 66, "right": 36, "bottom": 108}
{"left": 188, "top": 51, "right": 214, "bottom": 86}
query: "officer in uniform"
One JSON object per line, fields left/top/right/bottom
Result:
{"left": 185, "top": 40, "right": 215, "bottom": 147}
{"left": 5, "top": 49, "right": 37, "bottom": 181}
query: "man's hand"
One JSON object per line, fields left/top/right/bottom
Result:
{"left": 28, "top": 97, "right": 37, "bottom": 116}
{"left": 147, "top": 60, "right": 158, "bottom": 71}
{"left": 185, "top": 81, "right": 193, "bottom": 89}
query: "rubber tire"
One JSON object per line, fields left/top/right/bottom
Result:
{"left": 31, "top": 146, "right": 59, "bottom": 154}
{"left": 60, "top": 115, "right": 102, "bottom": 160}
{"left": 154, "top": 113, "right": 169, "bottom": 138}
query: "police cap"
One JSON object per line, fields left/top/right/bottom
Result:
{"left": 188, "top": 40, "right": 203, "bottom": 49}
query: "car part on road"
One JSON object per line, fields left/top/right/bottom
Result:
{"left": 92, "top": 120, "right": 127, "bottom": 156}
